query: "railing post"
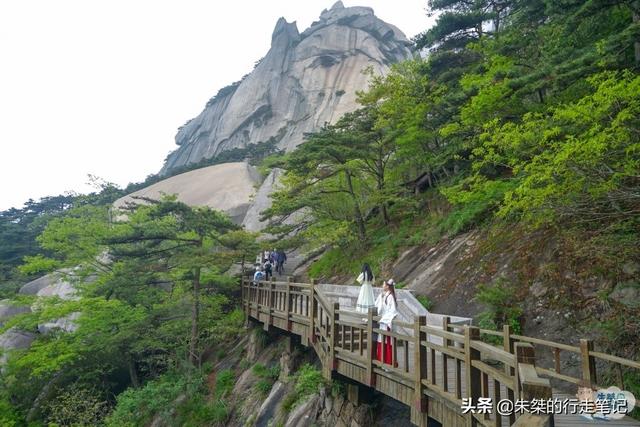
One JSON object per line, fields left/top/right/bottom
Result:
{"left": 442, "top": 316, "right": 450, "bottom": 393}
{"left": 309, "top": 279, "right": 317, "bottom": 344}
{"left": 285, "top": 277, "right": 292, "bottom": 331}
{"left": 503, "top": 324, "right": 516, "bottom": 424}
{"left": 464, "top": 326, "right": 481, "bottom": 427}
{"left": 580, "top": 339, "right": 597, "bottom": 387}
{"left": 366, "top": 307, "right": 377, "bottom": 387}
{"left": 265, "top": 279, "right": 273, "bottom": 331}
{"left": 514, "top": 340, "right": 533, "bottom": 400}
{"left": 330, "top": 302, "right": 340, "bottom": 372}
{"left": 515, "top": 342, "right": 553, "bottom": 400}
{"left": 244, "top": 276, "right": 252, "bottom": 326}
{"left": 516, "top": 342, "right": 535, "bottom": 365}
{"left": 513, "top": 343, "right": 554, "bottom": 427}
{"left": 412, "top": 315, "right": 428, "bottom": 424}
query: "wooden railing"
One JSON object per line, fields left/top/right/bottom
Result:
{"left": 242, "top": 277, "right": 639, "bottom": 426}
{"left": 478, "top": 326, "right": 640, "bottom": 395}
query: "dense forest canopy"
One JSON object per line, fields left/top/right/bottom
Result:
{"left": 1, "top": 0, "right": 639, "bottom": 425}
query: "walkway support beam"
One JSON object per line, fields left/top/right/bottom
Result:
{"left": 412, "top": 315, "right": 428, "bottom": 426}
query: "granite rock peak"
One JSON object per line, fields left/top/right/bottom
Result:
{"left": 160, "top": 4, "right": 413, "bottom": 175}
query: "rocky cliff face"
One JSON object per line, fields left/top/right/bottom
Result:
{"left": 160, "top": 1, "right": 413, "bottom": 175}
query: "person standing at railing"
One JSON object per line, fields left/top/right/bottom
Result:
{"left": 375, "top": 279, "right": 398, "bottom": 366}
{"left": 355, "top": 263, "right": 376, "bottom": 314}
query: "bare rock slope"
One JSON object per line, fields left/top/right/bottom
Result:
{"left": 160, "top": 1, "right": 413, "bottom": 175}
{"left": 115, "top": 162, "right": 261, "bottom": 224}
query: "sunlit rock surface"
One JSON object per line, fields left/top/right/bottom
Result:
{"left": 242, "top": 168, "right": 284, "bottom": 232}
{"left": 114, "top": 162, "right": 262, "bottom": 224}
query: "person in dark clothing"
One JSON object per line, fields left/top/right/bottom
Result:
{"left": 276, "top": 250, "right": 287, "bottom": 275}
{"left": 263, "top": 259, "right": 273, "bottom": 281}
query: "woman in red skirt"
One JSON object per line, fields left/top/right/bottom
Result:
{"left": 375, "top": 279, "right": 398, "bottom": 366}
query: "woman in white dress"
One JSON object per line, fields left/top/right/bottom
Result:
{"left": 375, "top": 279, "right": 398, "bottom": 366}
{"left": 355, "top": 264, "right": 375, "bottom": 313}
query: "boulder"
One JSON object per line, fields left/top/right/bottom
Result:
{"left": 609, "top": 282, "right": 640, "bottom": 308}
{"left": 0, "top": 300, "right": 30, "bottom": 322}
{"left": 255, "top": 381, "right": 287, "bottom": 426}
{"left": 19, "top": 270, "right": 77, "bottom": 300}
{"left": 38, "top": 312, "right": 80, "bottom": 334}
{"left": 285, "top": 394, "right": 322, "bottom": 427}
{"left": 19, "top": 273, "right": 60, "bottom": 295}
{"left": 0, "top": 328, "right": 35, "bottom": 365}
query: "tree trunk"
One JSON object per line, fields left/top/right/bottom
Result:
{"left": 189, "top": 261, "right": 202, "bottom": 366}
{"left": 128, "top": 354, "right": 140, "bottom": 388}
{"left": 634, "top": 1, "right": 640, "bottom": 63}
{"left": 376, "top": 155, "right": 390, "bottom": 225}
{"left": 381, "top": 203, "right": 390, "bottom": 225}
{"left": 344, "top": 170, "right": 367, "bottom": 241}
{"left": 377, "top": 179, "right": 390, "bottom": 225}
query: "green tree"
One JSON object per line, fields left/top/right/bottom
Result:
{"left": 101, "top": 197, "right": 239, "bottom": 364}
{"left": 6, "top": 196, "right": 247, "bottom": 423}
{"left": 264, "top": 116, "right": 372, "bottom": 243}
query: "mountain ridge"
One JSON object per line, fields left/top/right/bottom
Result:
{"left": 160, "top": 2, "right": 413, "bottom": 175}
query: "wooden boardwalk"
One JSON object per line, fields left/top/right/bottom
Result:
{"left": 242, "top": 277, "right": 640, "bottom": 426}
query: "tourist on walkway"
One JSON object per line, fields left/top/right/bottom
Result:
{"left": 276, "top": 250, "right": 287, "bottom": 275}
{"left": 375, "top": 279, "right": 398, "bottom": 366}
{"left": 253, "top": 266, "right": 264, "bottom": 284}
{"left": 263, "top": 258, "right": 273, "bottom": 281}
{"left": 355, "top": 263, "right": 375, "bottom": 314}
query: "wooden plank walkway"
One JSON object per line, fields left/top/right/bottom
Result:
{"left": 242, "top": 277, "right": 640, "bottom": 427}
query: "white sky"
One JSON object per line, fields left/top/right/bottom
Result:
{"left": 0, "top": 1, "right": 432, "bottom": 211}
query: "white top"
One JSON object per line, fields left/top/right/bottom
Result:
{"left": 356, "top": 272, "right": 374, "bottom": 285}
{"left": 375, "top": 291, "right": 398, "bottom": 328}
{"left": 355, "top": 272, "right": 375, "bottom": 313}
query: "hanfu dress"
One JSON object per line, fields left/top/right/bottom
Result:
{"left": 355, "top": 272, "right": 375, "bottom": 313}
{"left": 375, "top": 291, "right": 398, "bottom": 365}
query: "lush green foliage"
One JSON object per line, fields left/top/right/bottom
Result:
{"left": 416, "top": 295, "right": 434, "bottom": 311}
{"left": 1, "top": 0, "right": 639, "bottom": 423}
{"left": 215, "top": 369, "right": 236, "bottom": 398}
{"left": 294, "top": 364, "right": 325, "bottom": 397}
{"left": 1, "top": 195, "right": 251, "bottom": 425}
{"left": 252, "top": 363, "right": 280, "bottom": 396}
{"left": 105, "top": 371, "right": 205, "bottom": 426}
{"left": 475, "top": 278, "right": 523, "bottom": 335}
{"left": 0, "top": 179, "right": 125, "bottom": 296}
{"left": 282, "top": 363, "right": 326, "bottom": 412}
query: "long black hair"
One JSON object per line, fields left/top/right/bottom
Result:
{"left": 385, "top": 280, "right": 397, "bottom": 306}
{"left": 361, "top": 263, "right": 373, "bottom": 282}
